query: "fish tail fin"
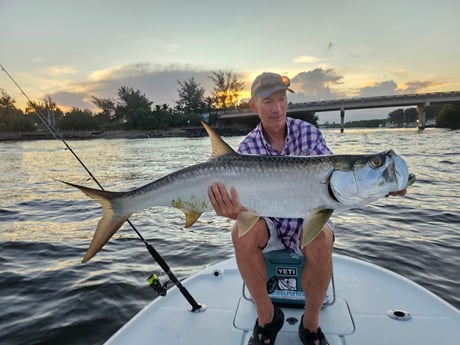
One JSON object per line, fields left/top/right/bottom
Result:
{"left": 60, "top": 181, "right": 132, "bottom": 263}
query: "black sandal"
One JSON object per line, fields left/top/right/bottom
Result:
{"left": 248, "top": 306, "right": 284, "bottom": 345}
{"left": 298, "top": 316, "right": 329, "bottom": 345}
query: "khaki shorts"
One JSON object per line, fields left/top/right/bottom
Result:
{"left": 262, "top": 217, "right": 335, "bottom": 255}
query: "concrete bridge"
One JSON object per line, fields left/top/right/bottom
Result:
{"left": 218, "top": 91, "right": 460, "bottom": 131}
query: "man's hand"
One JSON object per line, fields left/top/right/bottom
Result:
{"left": 208, "top": 182, "right": 242, "bottom": 220}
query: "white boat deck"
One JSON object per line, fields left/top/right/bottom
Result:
{"left": 104, "top": 254, "right": 460, "bottom": 345}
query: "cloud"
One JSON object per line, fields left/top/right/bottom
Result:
{"left": 89, "top": 63, "right": 162, "bottom": 82}
{"left": 358, "top": 79, "right": 441, "bottom": 97}
{"left": 44, "top": 62, "right": 444, "bottom": 116}
{"left": 49, "top": 66, "right": 77, "bottom": 76}
{"left": 49, "top": 63, "right": 231, "bottom": 111}
{"left": 358, "top": 80, "right": 399, "bottom": 97}
{"left": 402, "top": 80, "right": 436, "bottom": 93}
{"left": 51, "top": 91, "right": 91, "bottom": 110}
{"left": 289, "top": 68, "right": 344, "bottom": 101}
{"left": 293, "top": 55, "right": 322, "bottom": 64}
{"left": 89, "top": 66, "right": 126, "bottom": 82}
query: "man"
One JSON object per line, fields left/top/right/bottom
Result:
{"left": 207, "top": 72, "right": 404, "bottom": 345}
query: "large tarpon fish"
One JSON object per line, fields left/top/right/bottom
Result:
{"left": 63, "top": 122, "right": 415, "bottom": 263}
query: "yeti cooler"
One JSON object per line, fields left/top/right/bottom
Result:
{"left": 264, "top": 250, "right": 306, "bottom": 306}
{"left": 262, "top": 249, "right": 335, "bottom": 307}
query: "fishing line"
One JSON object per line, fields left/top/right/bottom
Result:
{"left": 0, "top": 64, "right": 203, "bottom": 311}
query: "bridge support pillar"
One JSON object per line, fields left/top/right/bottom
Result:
{"left": 416, "top": 103, "right": 427, "bottom": 130}
{"left": 340, "top": 108, "right": 345, "bottom": 133}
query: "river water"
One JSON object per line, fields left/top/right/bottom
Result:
{"left": 0, "top": 128, "right": 459, "bottom": 344}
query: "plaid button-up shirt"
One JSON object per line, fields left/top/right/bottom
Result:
{"left": 237, "top": 117, "right": 333, "bottom": 251}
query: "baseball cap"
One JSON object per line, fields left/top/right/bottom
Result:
{"left": 251, "top": 72, "right": 294, "bottom": 99}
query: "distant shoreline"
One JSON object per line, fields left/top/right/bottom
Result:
{"left": 1, "top": 126, "right": 444, "bottom": 142}
{"left": 0, "top": 127, "right": 249, "bottom": 142}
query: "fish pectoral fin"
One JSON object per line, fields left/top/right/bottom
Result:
{"left": 182, "top": 209, "right": 203, "bottom": 228}
{"left": 301, "top": 209, "right": 334, "bottom": 248}
{"left": 236, "top": 209, "right": 260, "bottom": 238}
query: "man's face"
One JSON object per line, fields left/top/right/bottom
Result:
{"left": 250, "top": 90, "right": 288, "bottom": 130}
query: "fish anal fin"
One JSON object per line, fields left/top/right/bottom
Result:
{"left": 182, "top": 209, "right": 203, "bottom": 228}
{"left": 301, "top": 209, "right": 333, "bottom": 248}
{"left": 201, "top": 121, "right": 237, "bottom": 158}
{"left": 236, "top": 209, "right": 260, "bottom": 238}
{"left": 82, "top": 213, "right": 132, "bottom": 263}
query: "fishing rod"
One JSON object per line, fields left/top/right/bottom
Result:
{"left": 0, "top": 64, "right": 203, "bottom": 312}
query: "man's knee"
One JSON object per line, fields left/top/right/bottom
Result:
{"left": 302, "top": 225, "right": 333, "bottom": 264}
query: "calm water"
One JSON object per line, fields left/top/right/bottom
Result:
{"left": 0, "top": 128, "right": 459, "bottom": 344}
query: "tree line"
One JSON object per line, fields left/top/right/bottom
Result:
{"left": 0, "top": 70, "right": 247, "bottom": 132}
{"left": 386, "top": 105, "right": 460, "bottom": 129}
{"left": 1, "top": 70, "right": 459, "bottom": 132}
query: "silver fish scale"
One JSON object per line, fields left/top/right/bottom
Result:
{"left": 119, "top": 153, "right": 339, "bottom": 218}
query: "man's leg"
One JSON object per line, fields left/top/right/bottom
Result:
{"left": 232, "top": 219, "right": 274, "bottom": 326}
{"left": 300, "top": 225, "right": 334, "bottom": 332}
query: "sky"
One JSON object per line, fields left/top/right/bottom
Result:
{"left": 1, "top": 0, "right": 459, "bottom": 123}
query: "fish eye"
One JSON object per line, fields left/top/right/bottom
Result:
{"left": 369, "top": 155, "right": 384, "bottom": 168}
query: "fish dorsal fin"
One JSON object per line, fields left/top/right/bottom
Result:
{"left": 201, "top": 121, "right": 237, "bottom": 158}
